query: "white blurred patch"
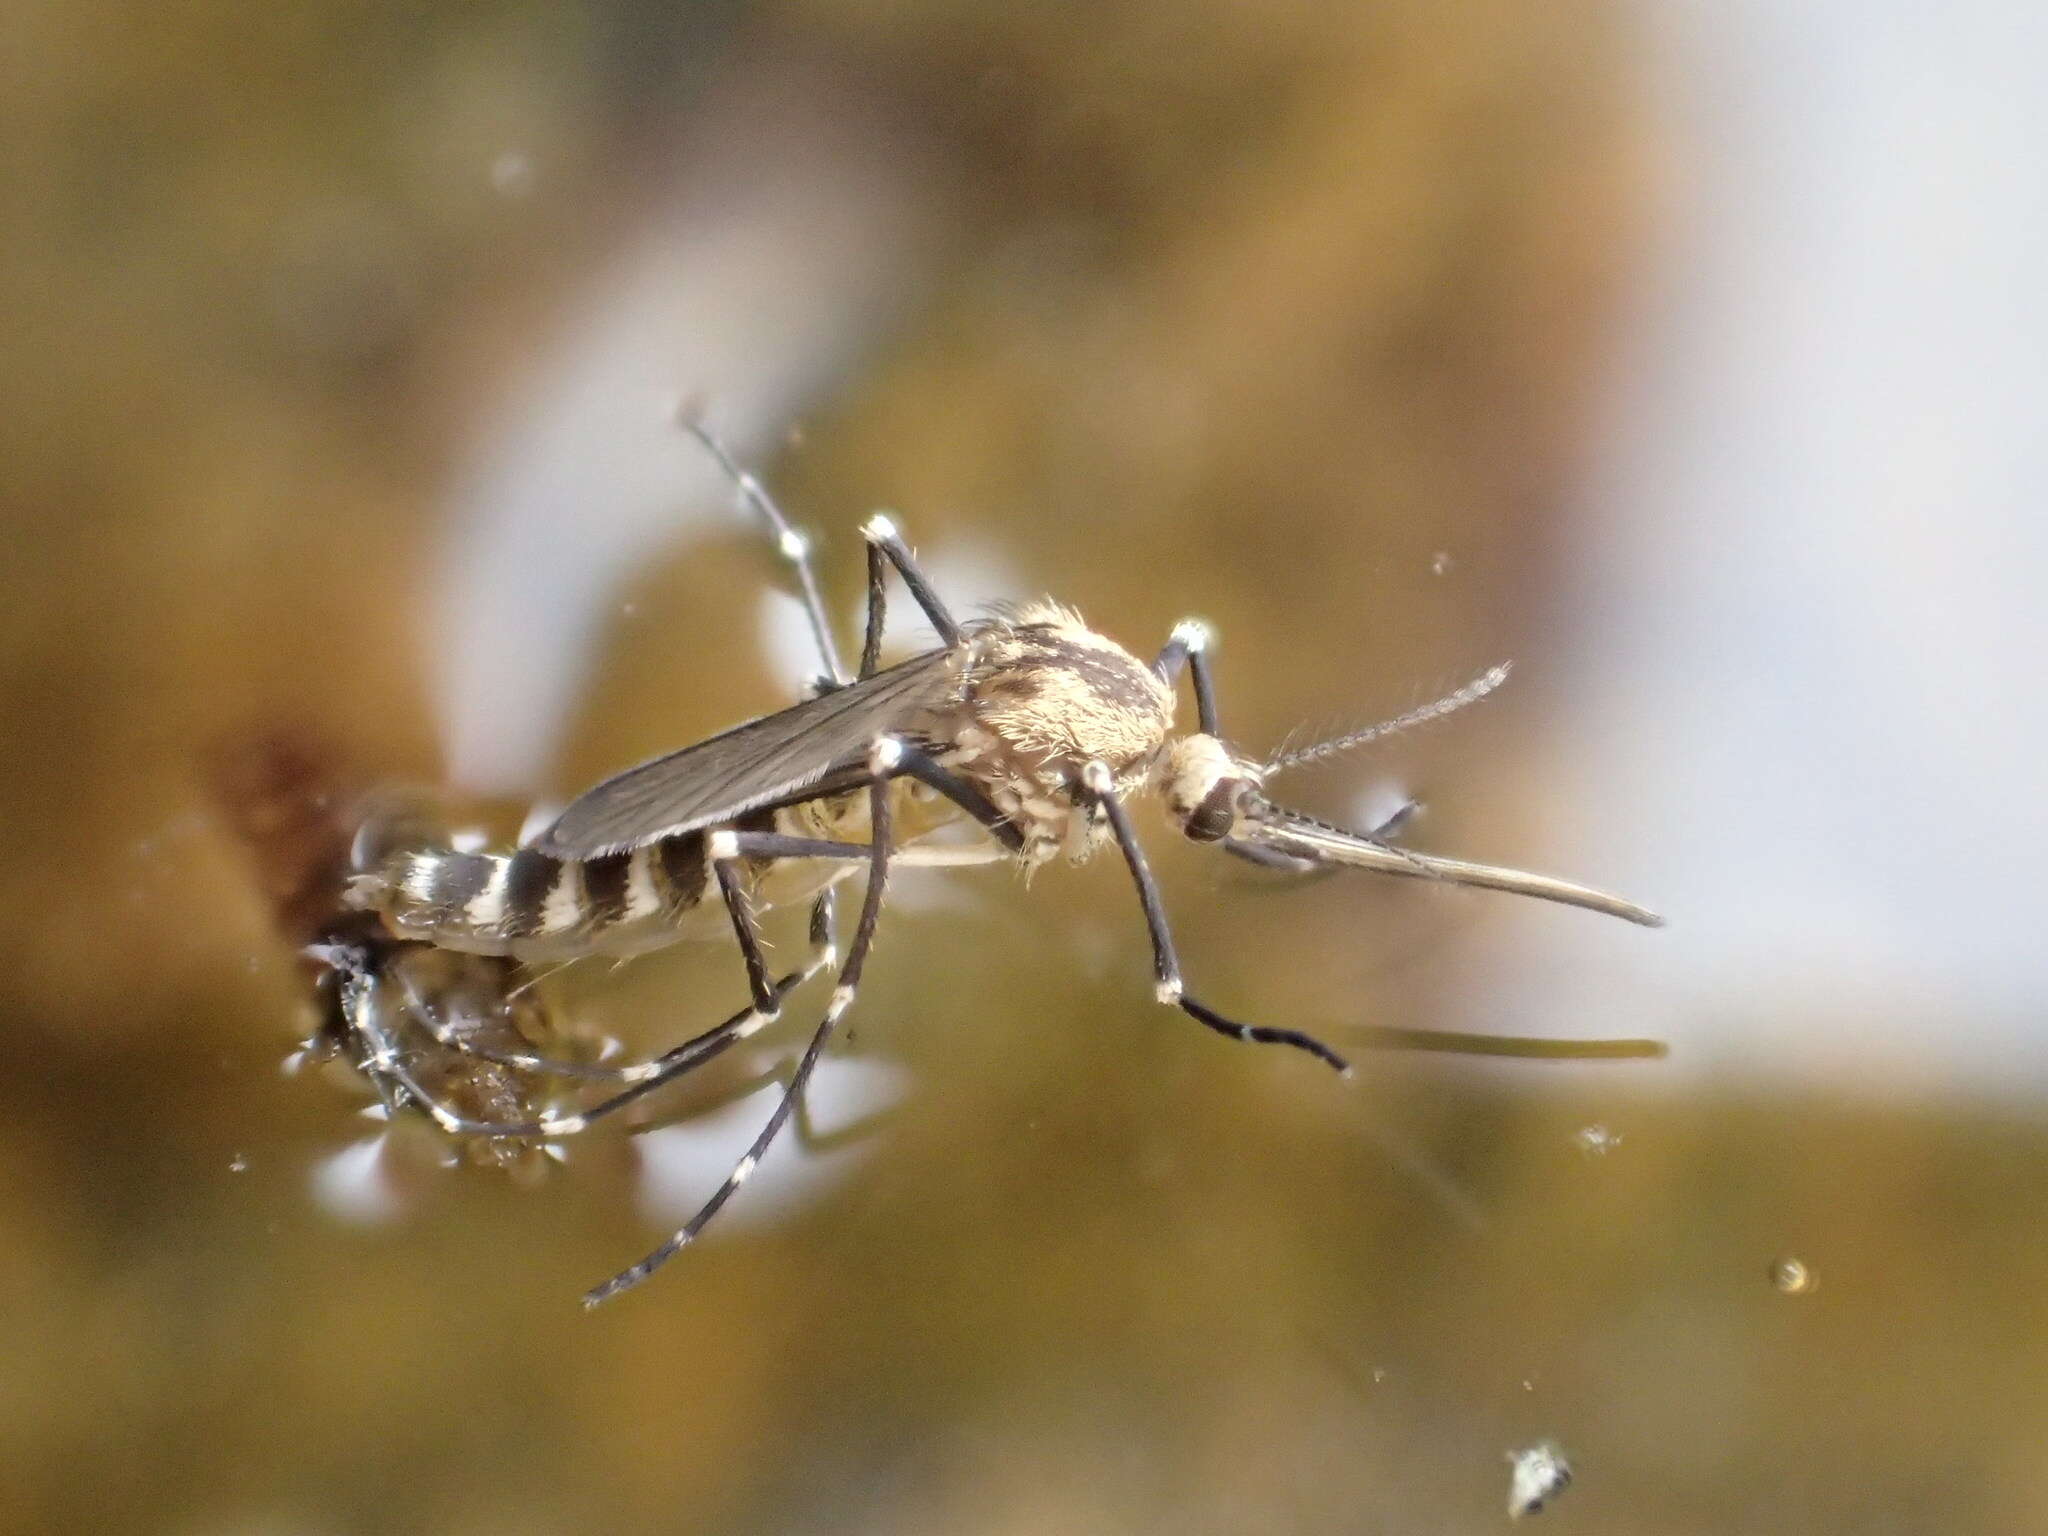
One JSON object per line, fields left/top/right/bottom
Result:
{"left": 488, "top": 150, "right": 534, "bottom": 199}
{"left": 881, "top": 862, "right": 998, "bottom": 918}
{"left": 515, "top": 800, "right": 563, "bottom": 846}
{"left": 307, "top": 1136, "right": 405, "bottom": 1227}
{"left": 1572, "top": 1123, "right": 1623, "bottom": 1158}
{"left": 633, "top": 1055, "right": 910, "bottom": 1235}
{"left": 434, "top": 64, "right": 953, "bottom": 795}
{"left": 1474, "top": 0, "right": 2048, "bottom": 1092}
{"left": 1506, "top": 1441, "right": 1573, "bottom": 1519}
{"left": 1347, "top": 780, "right": 1416, "bottom": 837}
{"left": 756, "top": 587, "right": 834, "bottom": 698}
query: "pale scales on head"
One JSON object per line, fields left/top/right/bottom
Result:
{"left": 1159, "top": 732, "right": 1259, "bottom": 828}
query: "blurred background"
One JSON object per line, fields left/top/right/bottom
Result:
{"left": 7, "top": 0, "right": 2047, "bottom": 1531}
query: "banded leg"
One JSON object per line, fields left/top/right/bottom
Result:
{"left": 676, "top": 406, "right": 859, "bottom": 955}
{"left": 681, "top": 410, "right": 856, "bottom": 963}
{"left": 1153, "top": 619, "right": 1221, "bottom": 735}
{"left": 1077, "top": 761, "right": 1351, "bottom": 1076}
{"left": 716, "top": 832, "right": 875, "bottom": 861}
{"left": 858, "top": 514, "right": 963, "bottom": 676}
{"left": 679, "top": 420, "right": 962, "bottom": 688}
{"left": 678, "top": 412, "right": 847, "bottom": 690}
{"left": 584, "top": 737, "right": 903, "bottom": 1307}
{"left": 715, "top": 741, "right": 1023, "bottom": 858}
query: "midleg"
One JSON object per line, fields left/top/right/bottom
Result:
{"left": 1077, "top": 761, "right": 1350, "bottom": 1075}
{"left": 583, "top": 737, "right": 905, "bottom": 1306}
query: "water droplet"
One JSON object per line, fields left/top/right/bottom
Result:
{"left": 1770, "top": 1256, "right": 1818, "bottom": 1295}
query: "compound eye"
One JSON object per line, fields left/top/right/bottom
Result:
{"left": 1183, "top": 777, "right": 1246, "bottom": 843}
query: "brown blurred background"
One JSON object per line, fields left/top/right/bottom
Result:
{"left": 7, "top": 1, "right": 2046, "bottom": 1532}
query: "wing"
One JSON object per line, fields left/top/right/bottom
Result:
{"left": 531, "top": 648, "right": 965, "bottom": 857}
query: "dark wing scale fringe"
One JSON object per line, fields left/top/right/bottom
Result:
{"left": 534, "top": 647, "right": 963, "bottom": 859}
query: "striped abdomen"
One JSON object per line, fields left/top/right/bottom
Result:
{"left": 352, "top": 836, "right": 723, "bottom": 962}
{"left": 350, "top": 780, "right": 968, "bottom": 962}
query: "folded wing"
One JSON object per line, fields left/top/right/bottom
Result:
{"left": 533, "top": 648, "right": 965, "bottom": 858}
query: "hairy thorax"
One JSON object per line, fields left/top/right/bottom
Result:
{"left": 936, "top": 604, "right": 1174, "bottom": 861}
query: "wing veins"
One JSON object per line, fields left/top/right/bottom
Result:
{"left": 533, "top": 648, "right": 962, "bottom": 857}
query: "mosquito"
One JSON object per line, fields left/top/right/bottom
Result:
{"left": 341, "top": 417, "right": 1663, "bottom": 1307}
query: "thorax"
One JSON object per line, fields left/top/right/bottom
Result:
{"left": 935, "top": 606, "right": 1174, "bottom": 861}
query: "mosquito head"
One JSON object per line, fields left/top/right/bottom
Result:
{"left": 1159, "top": 665, "right": 1658, "bottom": 924}
{"left": 1159, "top": 734, "right": 1266, "bottom": 843}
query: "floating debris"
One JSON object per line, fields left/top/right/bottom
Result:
{"left": 1770, "top": 1255, "right": 1818, "bottom": 1295}
{"left": 1572, "top": 1123, "right": 1622, "bottom": 1157}
{"left": 1507, "top": 1441, "right": 1573, "bottom": 1519}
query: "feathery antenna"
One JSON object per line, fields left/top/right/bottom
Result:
{"left": 1267, "top": 663, "right": 1512, "bottom": 775}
